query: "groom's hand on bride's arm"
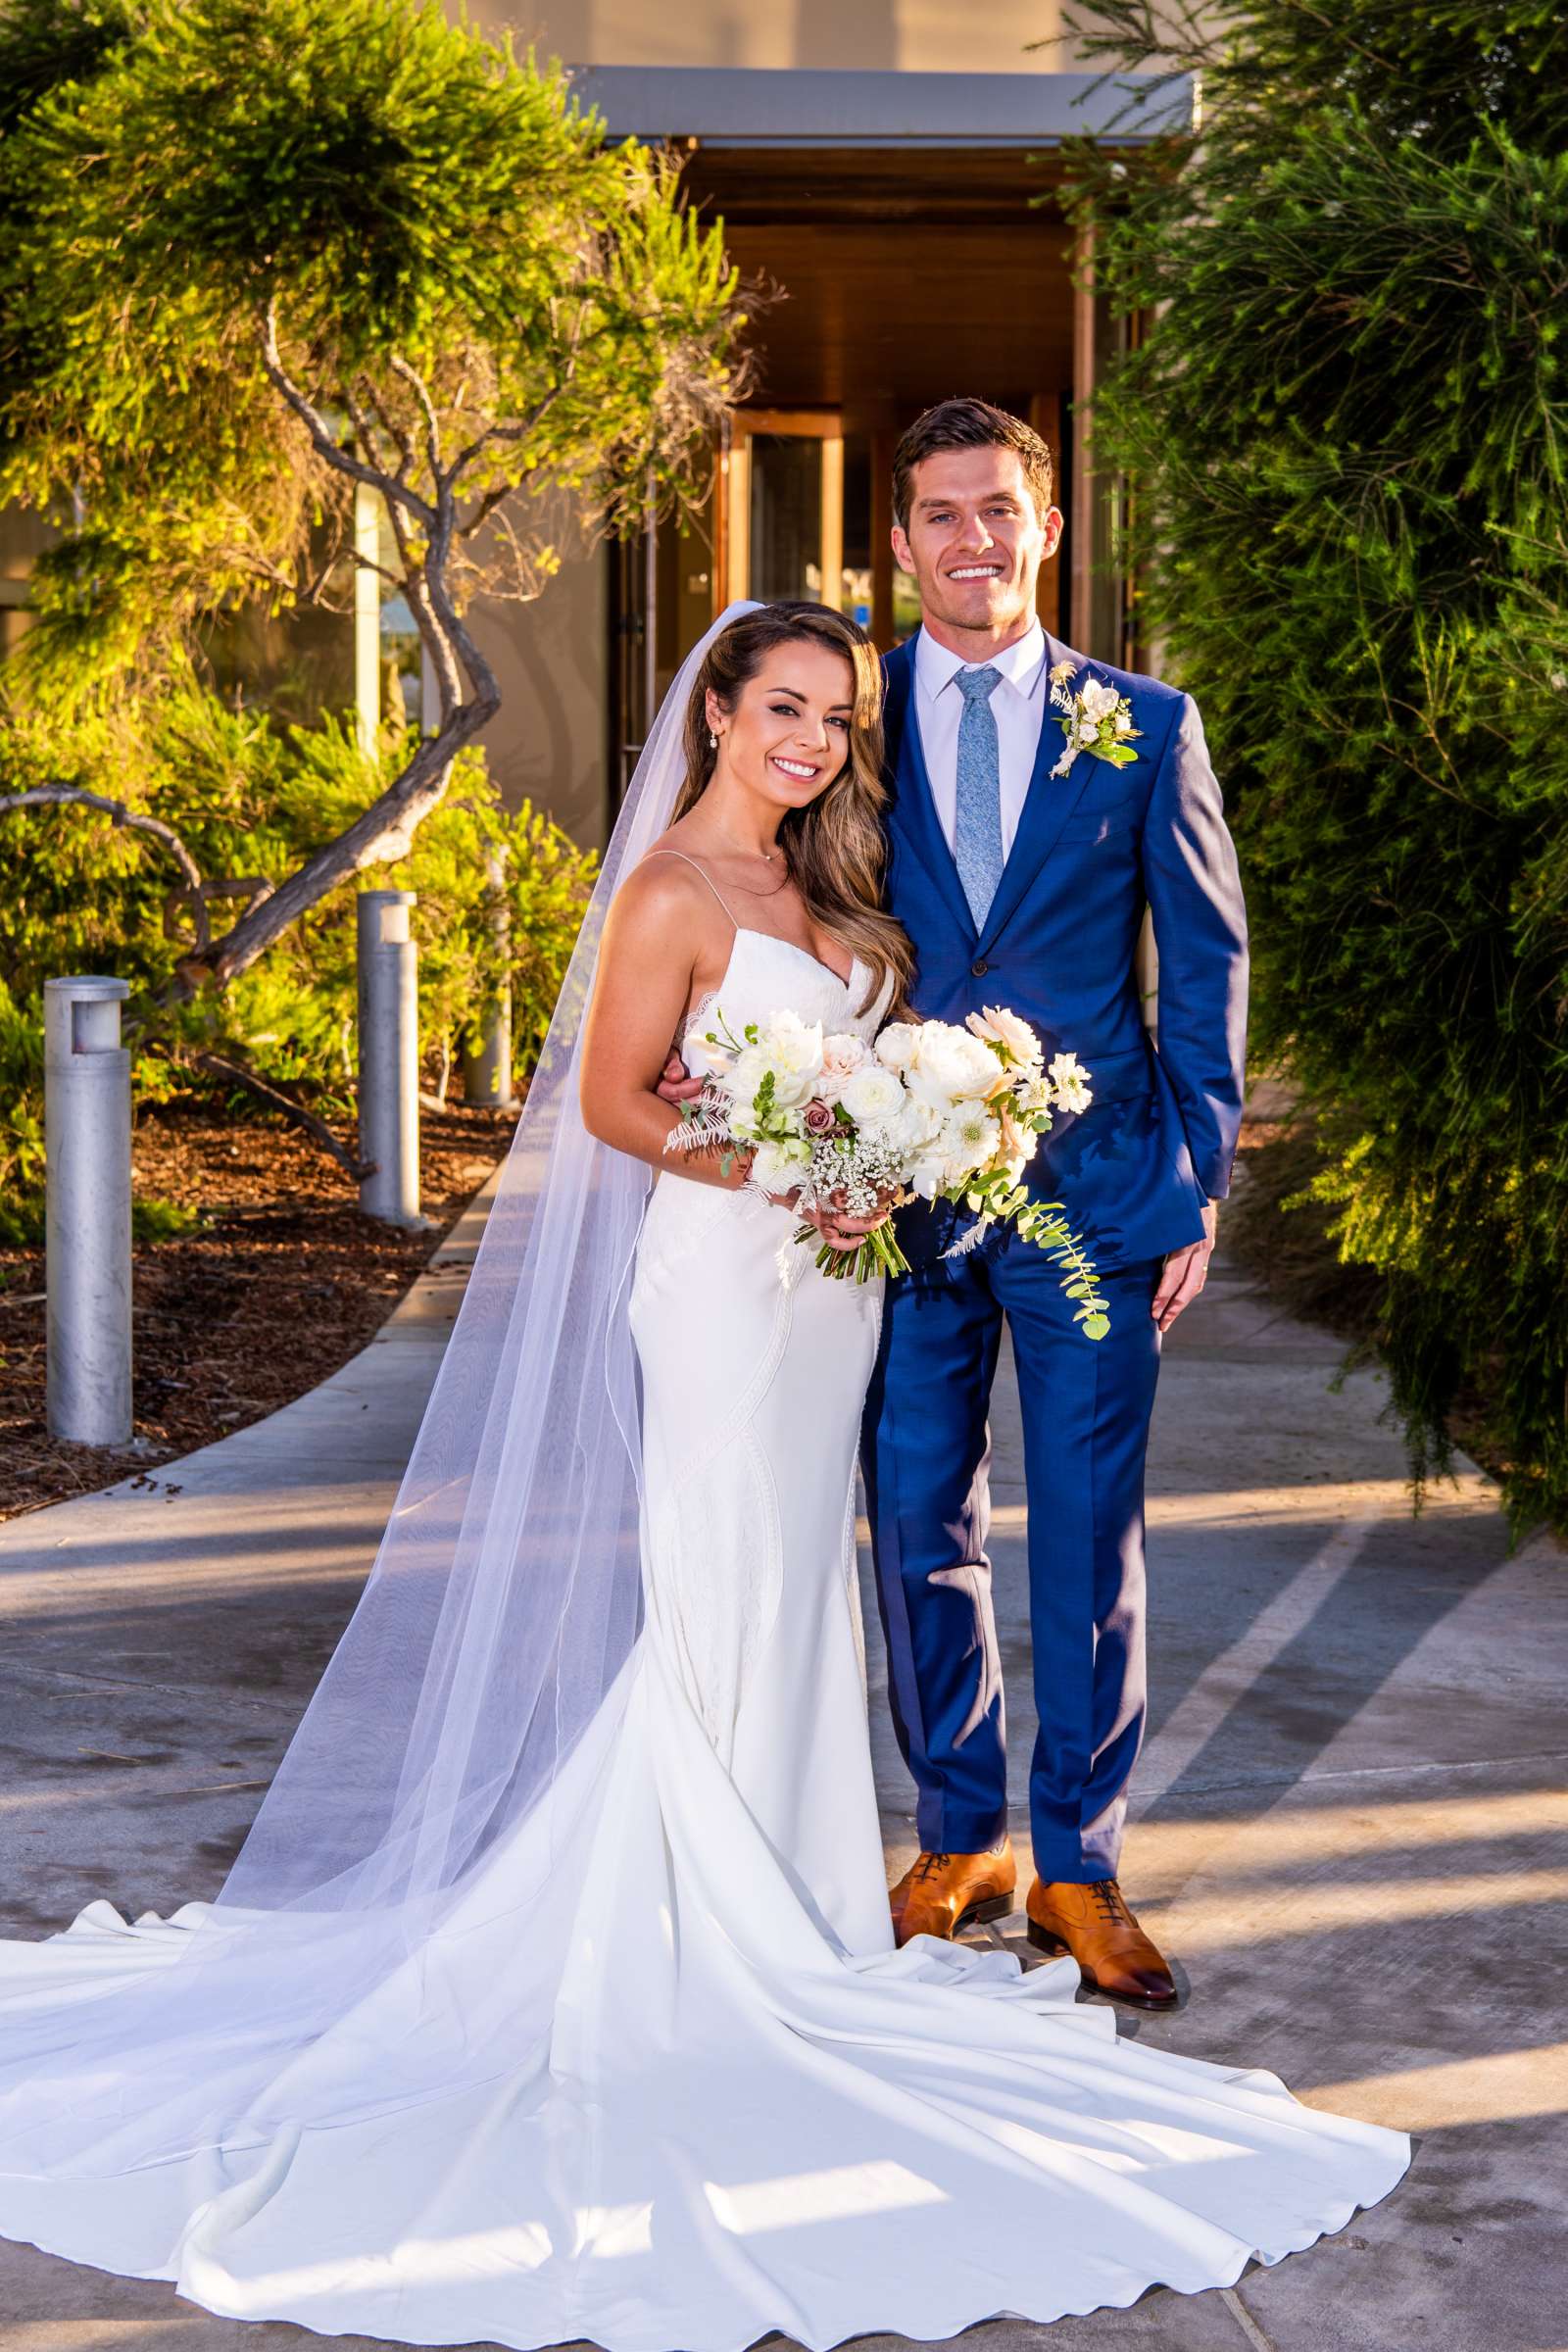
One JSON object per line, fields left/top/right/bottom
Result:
{"left": 656, "top": 1052, "right": 707, "bottom": 1105}
{"left": 1152, "top": 1202, "right": 1217, "bottom": 1332}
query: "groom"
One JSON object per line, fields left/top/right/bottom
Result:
{"left": 862, "top": 398, "right": 1248, "bottom": 2007}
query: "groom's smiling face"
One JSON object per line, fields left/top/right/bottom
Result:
{"left": 892, "top": 446, "right": 1059, "bottom": 648}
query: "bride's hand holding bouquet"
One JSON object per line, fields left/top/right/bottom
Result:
{"left": 665, "top": 1002, "right": 1113, "bottom": 1339}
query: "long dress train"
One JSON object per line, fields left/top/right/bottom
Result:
{"left": 0, "top": 925, "right": 1407, "bottom": 2350}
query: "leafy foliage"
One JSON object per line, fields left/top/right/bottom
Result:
{"left": 0, "top": 0, "right": 737, "bottom": 1046}
{"left": 0, "top": 0, "right": 740, "bottom": 709}
{"left": 1063, "top": 1, "right": 1568, "bottom": 1527}
{"left": 0, "top": 679, "right": 595, "bottom": 1240}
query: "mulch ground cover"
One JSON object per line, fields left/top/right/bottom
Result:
{"left": 0, "top": 1099, "right": 516, "bottom": 1523}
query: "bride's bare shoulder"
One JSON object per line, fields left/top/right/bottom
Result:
{"left": 609, "top": 842, "right": 724, "bottom": 958}
{"left": 619, "top": 839, "right": 719, "bottom": 921}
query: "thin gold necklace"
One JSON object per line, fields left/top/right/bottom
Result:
{"left": 704, "top": 825, "right": 789, "bottom": 896}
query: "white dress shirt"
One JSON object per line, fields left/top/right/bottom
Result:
{"left": 912, "top": 620, "right": 1050, "bottom": 859}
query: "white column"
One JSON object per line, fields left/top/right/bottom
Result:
{"left": 354, "top": 480, "right": 381, "bottom": 756}
{"left": 356, "top": 891, "right": 426, "bottom": 1228}
{"left": 461, "top": 853, "right": 516, "bottom": 1110}
{"left": 44, "top": 976, "right": 132, "bottom": 1445}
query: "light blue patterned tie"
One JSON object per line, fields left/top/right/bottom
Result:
{"left": 953, "top": 664, "right": 1004, "bottom": 932}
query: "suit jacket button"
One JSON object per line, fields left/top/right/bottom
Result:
{"left": 971, "top": 958, "right": 989, "bottom": 977}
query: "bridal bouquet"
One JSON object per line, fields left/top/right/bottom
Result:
{"left": 667, "top": 1004, "right": 1112, "bottom": 1339}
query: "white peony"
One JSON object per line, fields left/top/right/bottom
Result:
{"left": 746, "top": 1010, "right": 825, "bottom": 1109}
{"left": 839, "top": 1061, "right": 906, "bottom": 1132}
{"left": 905, "top": 1148, "right": 952, "bottom": 1201}
{"left": 893, "top": 1093, "right": 943, "bottom": 1152}
{"left": 873, "top": 1021, "right": 923, "bottom": 1073}
{"left": 965, "top": 1004, "right": 1043, "bottom": 1070}
{"left": 816, "top": 1030, "right": 870, "bottom": 1103}
{"left": 905, "top": 1022, "right": 1004, "bottom": 1111}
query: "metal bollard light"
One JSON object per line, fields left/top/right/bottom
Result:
{"left": 356, "top": 889, "right": 425, "bottom": 1228}
{"left": 460, "top": 852, "right": 517, "bottom": 1111}
{"left": 461, "top": 990, "right": 514, "bottom": 1110}
{"left": 44, "top": 975, "right": 132, "bottom": 1446}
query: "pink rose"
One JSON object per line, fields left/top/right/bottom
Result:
{"left": 804, "top": 1098, "right": 838, "bottom": 1137}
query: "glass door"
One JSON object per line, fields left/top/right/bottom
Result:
{"left": 725, "top": 412, "right": 851, "bottom": 613}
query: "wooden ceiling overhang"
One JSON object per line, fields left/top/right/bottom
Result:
{"left": 682, "top": 149, "right": 1077, "bottom": 422}
{"left": 568, "top": 67, "right": 1189, "bottom": 420}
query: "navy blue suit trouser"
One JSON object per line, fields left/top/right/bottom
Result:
{"left": 860, "top": 1237, "right": 1162, "bottom": 1885}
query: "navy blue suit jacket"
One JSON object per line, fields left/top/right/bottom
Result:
{"left": 881, "top": 629, "right": 1249, "bottom": 1269}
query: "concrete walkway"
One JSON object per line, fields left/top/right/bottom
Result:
{"left": 0, "top": 1198, "right": 1563, "bottom": 2350}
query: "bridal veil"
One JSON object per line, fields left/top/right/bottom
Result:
{"left": 0, "top": 600, "right": 762, "bottom": 2170}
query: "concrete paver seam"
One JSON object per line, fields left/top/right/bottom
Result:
{"left": 1221, "top": 2285, "right": 1279, "bottom": 2351}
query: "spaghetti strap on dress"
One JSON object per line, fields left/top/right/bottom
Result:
{"left": 641, "top": 847, "right": 741, "bottom": 930}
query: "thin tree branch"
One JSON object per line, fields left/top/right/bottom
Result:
{"left": 0, "top": 786, "right": 206, "bottom": 894}
{"left": 176, "top": 1047, "right": 373, "bottom": 1180}
{"left": 361, "top": 377, "right": 418, "bottom": 487}
{"left": 444, "top": 349, "right": 579, "bottom": 485}
{"left": 258, "top": 299, "right": 436, "bottom": 528}
{"left": 390, "top": 353, "right": 443, "bottom": 477}
{"left": 458, "top": 480, "right": 515, "bottom": 541}
{"left": 339, "top": 380, "right": 393, "bottom": 486}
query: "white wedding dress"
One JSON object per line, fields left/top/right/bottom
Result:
{"left": 0, "top": 920, "right": 1408, "bottom": 2350}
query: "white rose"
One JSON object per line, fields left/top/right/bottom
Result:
{"left": 1079, "top": 677, "right": 1119, "bottom": 725}
{"left": 873, "top": 1021, "right": 922, "bottom": 1073}
{"left": 816, "top": 1030, "right": 870, "bottom": 1103}
{"left": 906, "top": 1022, "right": 1004, "bottom": 1110}
{"left": 840, "top": 1062, "right": 906, "bottom": 1131}
{"left": 965, "top": 1004, "right": 1043, "bottom": 1070}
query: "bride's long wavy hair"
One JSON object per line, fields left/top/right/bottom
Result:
{"left": 672, "top": 602, "right": 914, "bottom": 1015}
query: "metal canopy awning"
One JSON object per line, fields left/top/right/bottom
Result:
{"left": 567, "top": 65, "right": 1192, "bottom": 150}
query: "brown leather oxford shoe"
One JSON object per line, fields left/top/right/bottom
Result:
{"left": 1025, "top": 1877, "right": 1178, "bottom": 2011}
{"left": 889, "top": 1838, "right": 1016, "bottom": 1946}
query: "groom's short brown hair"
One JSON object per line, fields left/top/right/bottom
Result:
{"left": 892, "top": 399, "right": 1054, "bottom": 532}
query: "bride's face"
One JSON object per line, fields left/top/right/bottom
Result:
{"left": 707, "top": 641, "right": 856, "bottom": 814}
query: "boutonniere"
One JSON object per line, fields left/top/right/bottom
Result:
{"left": 1048, "top": 662, "right": 1142, "bottom": 780}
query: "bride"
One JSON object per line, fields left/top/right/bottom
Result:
{"left": 0, "top": 601, "right": 1406, "bottom": 2349}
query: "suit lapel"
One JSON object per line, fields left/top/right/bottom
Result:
{"left": 883, "top": 635, "right": 978, "bottom": 945}
{"left": 974, "top": 629, "right": 1096, "bottom": 956}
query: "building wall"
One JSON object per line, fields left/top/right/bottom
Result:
{"left": 467, "top": 566, "right": 608, "bottom": 851}
{"left": 479, "top": 0, "right": 1124, "bottom": 73}
{"left": 466, "top": 3, "right": 1129, "bottom": 846}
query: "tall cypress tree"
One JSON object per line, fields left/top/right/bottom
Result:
{"left": 1064, "top": 1, "right": 1568, "bottom": 1528}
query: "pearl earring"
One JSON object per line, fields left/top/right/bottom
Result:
{"left": 709, "top": 730, "right": 718, "bottom": 749}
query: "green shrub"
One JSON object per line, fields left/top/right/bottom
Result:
{"left": 1066, "top": 0, "right": 1568, "bottom": 1529}
{"left": 0, "top": 678, "right": 597, "bottom": 1239}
